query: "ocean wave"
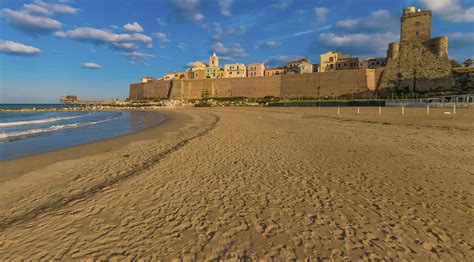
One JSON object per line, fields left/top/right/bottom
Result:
{"left": 0, "top": 113, "right": 90, "bottom": 127}
{"left": 0, "top": 116, "right": 117, "bottom": 143}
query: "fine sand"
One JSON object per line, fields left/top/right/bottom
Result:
{"left": 0, "top": 107, "right": 473, "bottom": 260}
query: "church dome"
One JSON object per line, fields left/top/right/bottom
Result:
{"left": 192, "top": 61, "right": 207, "bottom": 70}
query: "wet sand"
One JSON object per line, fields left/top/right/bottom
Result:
{"left": 0, "top": 107, "right": 473, "bottom": 260}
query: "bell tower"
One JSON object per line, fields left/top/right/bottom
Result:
{"left": 209, "top": 52, "right": 219, "bottom": 68}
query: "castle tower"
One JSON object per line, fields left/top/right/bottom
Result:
{"left": 400, "top": 7, "right": 432, "bottom": 42}
{"left": 209, "top": 52, "right": 219, "bottom": 68}
{"left": 378, "top": 6, "right": 453, "bottom": 93}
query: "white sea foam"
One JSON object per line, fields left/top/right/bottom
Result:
{"left": 0, "top": 117, "right": 116, "bottom": 142}
{"left": 0, "top": 113, "right": 90, "bottom": 127}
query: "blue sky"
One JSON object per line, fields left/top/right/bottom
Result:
{"left": 1, "top": 0, "right": 473, "bottom": 103}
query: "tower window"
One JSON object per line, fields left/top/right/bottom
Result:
{"left": 415, "top": 22, "right": 420, "bottom": 27}
{"left": 416, "top": 31, "right": 419, "bottom": 36}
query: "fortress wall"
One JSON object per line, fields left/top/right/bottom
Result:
{"left": 280, "top": 69, "right": 372, "bottom": 98}
{"left": 366, "top": 69, "right": 385, "bottom": 90}
{"left": 172, "top": 76, "right": 282, "bottom": 100}
{"left": 129, "top": 83, "right": 143, "bottom": 99}
{"left": 379, "top": 41, "right": 453, "bottom": 93}
{"left": 129, "top": 81, "right": 171, "bottom": 99}
{"left": 230, "top": 76, "right": 281, "bottom": 98}
{"left": 130, "top": 69, "right": 378, "bottom": 100}
{"left": 169, "top": 80, "right": 183, "bottom": 100}
{"left": 425, "top": 36, "right": 448, "bottom": 57}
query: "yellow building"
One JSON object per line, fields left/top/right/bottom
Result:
{"left": 247, "top": 62, "right": 265, "bottom": 77}
{"left": 285, "top": 59, "right": 313, "bottom": 74}
{"left": 189, "top": 61, "right": 207, "bottom": 80}
{"left": 141, "top": 77, "right": 155, "bottom": 83}
{"left": 163, "top": 73, "right": 176, "bottom": 80}
{"left": 264, "top": 67, "right": 285, "bottom": 76}
{"left": 224, "top": 63, "right": 246, "bottom": 78}
{"left": 171, "top": 71, "right": 188, "bottom": 80}
{"left": 320, "top": 52, "right": 353, "bottom": 72}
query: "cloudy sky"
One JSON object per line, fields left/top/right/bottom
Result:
{"left": 1, "top": 0, "right": 473, "bottom": 103}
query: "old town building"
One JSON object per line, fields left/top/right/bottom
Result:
{"left": 224, "top": 63, "right": 246, "bottom": 78}
{"left": 359, "top": 57, "right": 387, "bottom": 69}
{"left": 247, "top": 62, "right": 265, "bottom": 77}
{"left": 264, "top": 67, "right": 285, "bottom": 76}
{"left": 285, "top": 59, "right": 313, "bottom": 74}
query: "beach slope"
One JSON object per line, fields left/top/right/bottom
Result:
{"left": 0, "top": 107, "right": 473, "bottom": 260}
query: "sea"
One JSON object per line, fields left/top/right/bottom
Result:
{"left": 0, "top": 104, "right": 165, "bottom": 160}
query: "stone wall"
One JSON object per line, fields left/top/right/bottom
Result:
{"left": 131, "top": 69, "right": 381, "bottom": 100}
{"left": 452, "top": 67, "right": 474, "bottom": 94}
{"left": 378, "top": 36, "right": 453, "bottom": 94}
{"left": 280, "top": 69, "right": 372, "bottom": 98}
{"left": 129, "top": 81, "right": 171, "bottom": 99}
{"left": 401, "top": 10, "right": 432, "bottom": 42}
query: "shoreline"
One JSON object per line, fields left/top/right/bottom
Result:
{"left": 0, "top": 110, "right": 192, "bottom": 183}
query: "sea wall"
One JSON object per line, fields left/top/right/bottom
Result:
{"left": 129, "top": 81, "right": 171, "bottom": 100}
{"left": 130, "top": 69, "right": 381, "bottom": 100}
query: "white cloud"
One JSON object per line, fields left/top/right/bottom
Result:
{"left": 210, "top": 41, "right": 247, "bottom": 59}
{"left": 449, "top": 32, "right": 474, "bottom": 48}
{"left": 152, "top": 32, "right": 169, "bottom": 44}
{"left": 177, "top": 42, "right": 188, "bottom": 52}
{"left": 316, "top": 32, "right": 398, "bottom": 56}
{"left": 265, "top": 55, "right": 305, "bottom": 66}
{"left": 122, "top": 51, "right": 155, "bottom": 60}
{"left": 156, "top": 17, "right": 167, "bottom": 26}
{"left": 218, "top": 0, "right": 233, "bottom": 16}
{"left": 193, "top": 13, "right": 204, "bottom": 21}
{"left": 420, "top": 0, "right": 474, "bottom": 23}
{"left": 0, "top": 40, "right": 41, "bottom": 56}
{"left": 54, "top": 31, "right": 67, "bottom": 38}
{"left": 22, "top": 3, "right": 49, "bottom": 15}
{"left": 34, "top": 0, "right": 79, "bottom": 14}
{"left": 65, "top": 27, "right": 126, "bottom": 42}
{"left": 112, "top": 42, "right": 138, "bottom": 51}
{"left": 168, "top": 0, "right": 205, "bottom": 22}
{"left": 62, "top": 27, "right": 153, "bottom": 48}
{"left": 131, "top": 33, "right": 153, "bottom": 48}
{"left": 271, "top": 0, "right": 293, "bottom": 10}
{"left": 211, "top": 23, "right": 246, "bottom": 41}
{"left": 314, "top": 7, "right": 328, "bottom": 25}
{"left": 1, "top": 8, "right": 61, "bottom": 36}
{"left": 81, "top": 62, "right": 102, "bottom": 69}
{"left": 335, "top": 10, "right": 398, "bottom": 33}
{"left": 261, "top": 40, "right": 281, "bottom": 48}
{"left": 123, "top": 22, "right": 144, "bottom": 33}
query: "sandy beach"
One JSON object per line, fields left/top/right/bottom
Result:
{"left": 0, "top": 107, "right": 473, "bottom": 260}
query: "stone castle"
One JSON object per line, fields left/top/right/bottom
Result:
{"left": 378, "top": 6, "right": 453, "bottom": 93}
{"left": 130, "top": 6, "right": 464, "bottom": 101}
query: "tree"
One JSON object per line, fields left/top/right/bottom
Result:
{"left": 463, "top": 58, "right": 473, "bottom": 68}
{"left": 450, "top": 59, "right": 462, "bottom": 68}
